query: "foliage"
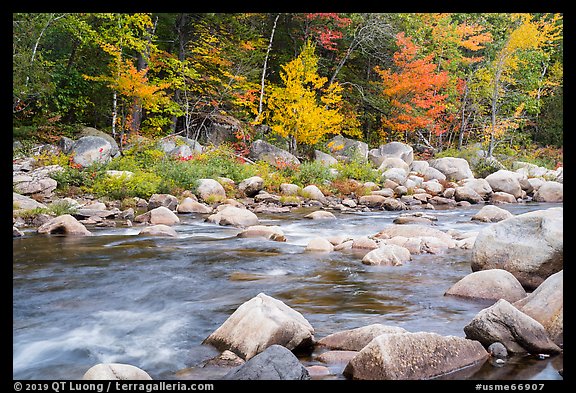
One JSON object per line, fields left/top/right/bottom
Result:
{"left": 333, "top": 158, "right": 380, "bottom": 183}
{"left": 265, "top": 40, "right": 344, "bottom": 153}
{"left": 292, "top": 161, "right": 334, "bottom": 187}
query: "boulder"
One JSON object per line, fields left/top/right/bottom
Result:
{"left": 203, "top": 293, "right": 314, "bottom": 360}
{"left": 37, "top": 214, "right": 92, "bottom": 236}
{"left": 238, "top": 176, "right": 264, "bottom": 197}
{"left": 410, "top": 160, "right": 429, "bottom": 174}
{"left": 304, "top": 210, "right": 336, "bottom": 220}
{"left": 139, "top": 224, "right": 178, "bottom": 237}
{"left": 513, "top": 270, "right": 563, "bottom": 346}
{"left": 327, "top": 135, "right": 368, "bottom": 162}
{"left": 13, "top": 192, "right": 47, "bottom": 211}
{"left": 176, "top": 198, "right": 212, "bottom": 214}
{"left": 343, "top": 332, "right": 488, "bottom": 380}
{"left": 78, "top": 127, "right": 119, "bottom": 156}
{"left": 490, "top": 191, "right": 517, "bottom": 204}
{"left": 237, "top": 225, "right": 286, "bottom": 242}
{"left": 301, "top": 185, "right": 325, "bottom": 201}
{"left": 149, "top": 206, "right": 180, "bottom": 225}
{"left": 206, "top": 206, "right": 259, "bottom": 228}
{"left": 305, "top": 238, "right": 334, "bottom": 252}
{"left": 82, "top": 363, "right": 152, "bottom": 380}
{"left": 69, "top": 136, "right": 113, "bottom": 167}
{"left": 471, "top": 205, "right": 514, "bottom": 223}
{"left": 461, "top": 178, "right": 493, "bottom": 199}
{"left": 444, "top": 269, "right": 527, "bottom": 303}
{"left": 368, "top": 141, "right": 414, "bottom": 168}
{"left": 471, "top": 207, "right": 563, "bottom": 290}
{"left": 222, "top": 345, "right": 310, "bottom": 380}
{"left": 454, "top": 186, "right": 484, "bottom": 204}
{"left": 148, "top": 193, "right": 178, "bottom": 211}
{"left": 533, "top": 181, "right": 563, "bottom": 202}
{"left": 314, "top": 150, "right": 338, "bottom": 167}
{"left": 280, "top": 183, "right": 301, "bottom": 196}
{"left": 485, "top": 170, "right": 523, "bottom": 199}
{"left": 249, "top": 139, "right": 300, "bottom": 167}
{"left": 423, "top": 166, "right": 447, "bottom": 182}
{"left": 374, "top": 225, "right": 456, "bottom": 249}
{"left": 463, "top": 299, "right": 562, "bottom": 355}
{"left": 429, "top": 157, "right": 474, "bottom": 181}
{"left": 377, "top": 157, "right": 410, "bottom": 173}
{"left": 196, "top": 179, "right": 226, "bottom": 202}
{"left": 361, "top": 244, "right": 411, "bottom": 266}
{"left": 317, "top": 324, "right": 408, "bottom": 351}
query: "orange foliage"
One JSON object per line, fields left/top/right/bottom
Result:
{"left": 376, "top": 32, "right": 450, "bottom": 136}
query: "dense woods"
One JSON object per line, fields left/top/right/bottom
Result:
{"left": 13, "top": 13, "right": 563, "bottom": 158}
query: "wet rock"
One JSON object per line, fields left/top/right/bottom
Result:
{"left": 237, "top": 225, "right": 286, "bottom": 242}
{"left": 361, "top": 244, "right": 410, "bottom": 266}
{"left": 490, "top": 191, "right": 517, "bottom": 204}
{"left": 471, "top": 207, "right": 563, "bottom": 290}
{"left": 463, "top": 299, "right": 562, "bottom": 355}
{"left": 488, "top": 342, "right": 508, "bottom": 359}
{"left": 317, "top": 324, "right": 408, "bottom": 351}
{"left": 37, "top": 214, "right": 92, "bottom": 236}
{"left": 444, "top": 269, "right": 527, "bottom": 303}
{"left": 138, "top": 224, "right": 178, "bottom": 237}
{"left": 513, "top": 270, "right": 563, "bottom": 346}
{"left": 82, "top": 363, "right": 152, "bottom": 380}
{"left": 316, "top": 350, "right": 358, "bottom": 364}
{"left": 305, "top": 238, "right": 334, "bottom": 252}
{"left": 206, "top": 205, "right": 259, "bottom": 228}
{"left": 203, "top": 293, "right": 314, "bottom": 360}
{"left": 222, "top": 344, "right": 310, "bottom": 380}
{"left": 454, "top": 186, "right": 484, "bottom": 204}
{"left": 304, "top": 210, "right": 336, "bottom": 220}
{"left": 343, "top": 332, "right": 488, "bottom": 380}
{"left": 203, "top": 350, "right": 245, "bottom": 368}
{"left": 471, "top": 205, "right": 514, "bottom": 223}
{"left": 149, "top": 206, "right": 180, "bottom": 225}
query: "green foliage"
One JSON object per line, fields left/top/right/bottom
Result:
{"left": 333, "top": 158, "right": 380, "bottom": 183}
{"left": 90, "top": 170, "right": 162, "bottom": 200}
{"left": 292, "top": 161, "right": 334, "bottom": 187}
{"left": 472, "top": 158, "right": 504, "bottom": 178}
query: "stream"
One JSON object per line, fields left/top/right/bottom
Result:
{"left": 13, "top": 202, "right": 563, "bottom": 380}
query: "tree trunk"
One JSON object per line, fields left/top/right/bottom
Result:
{"left": 255, "top": 13, "right": 279, "bottom": 124}
{"left": 171, "top": 13, "right": 188, "bottom": 133}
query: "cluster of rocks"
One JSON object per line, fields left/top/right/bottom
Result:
{"left": 78, "top": 204, "right": 562, "bottom": 380}
{"left": 13, "top": 131, "right": 563, "bottom": 380}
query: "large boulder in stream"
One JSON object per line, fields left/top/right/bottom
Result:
{"left": 471, "top": 207, "right": 563, "bottom": 290}
{"left": 464, "top": 299, "right": 562, "bottom": 355}
{"left": 203, "top": 293, "right": 315, "bottom": 360}
{"left": 444, "top": 269, "right": 526, "bottom": 303}
{"left": 513, "top": 270, "right": 563, "bottom": 346}
{"left": 222, "top": 344, "right": 310, "bottom": 380}
{"left": 343, "top": 332, "right": 488, "bottom": 380}
{"left": 37, "top": 214, "right": 92, "bottom": 236}
{"left": 206, "top": 205, "right": 259, "bottom": 228}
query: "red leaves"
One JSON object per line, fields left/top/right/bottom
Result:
{"left": 377, "top": 32, "right": 450, "bottom": 136}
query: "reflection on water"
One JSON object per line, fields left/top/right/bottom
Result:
{"left": 13, "top": 203, "right": 563, "bottom": 380}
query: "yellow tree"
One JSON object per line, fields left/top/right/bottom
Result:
{"left": 480, "top": 13, "right": 562, "bottom": 157}
{"left": 265, "top": 40, "right": 344, "bottom": 155}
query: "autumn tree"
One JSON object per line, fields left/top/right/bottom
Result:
{"left": 375, "top": 32, "right": 450, "bottom": 144}
{"left": 265, "top": 40, "right": 344, "bottom": 155}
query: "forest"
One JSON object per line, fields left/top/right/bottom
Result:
{"left": 13, "top": 13, "right": 563, "bottom": 161}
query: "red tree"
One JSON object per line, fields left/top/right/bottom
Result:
{"left": 376, "top": 32, "right": 450, "bottom": 138}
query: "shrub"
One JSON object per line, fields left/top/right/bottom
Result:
{"left": 333, "top": 158, "right": 380, "bottom": 183}
{"left": 90, "top": 170, "right": 162, "bottom": 200}
{"left": 293, "top": 161, "right": 333, "bottom": 187}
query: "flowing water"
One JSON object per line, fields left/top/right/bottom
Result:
{"left": 13, "top": 202, "right": 563, "bottom": 380}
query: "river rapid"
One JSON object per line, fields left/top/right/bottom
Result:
{"left": 13, "top": 202, "right": 563, "bottom": 380}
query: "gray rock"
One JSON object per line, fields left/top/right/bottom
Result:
{"left": 485, "top": 170, "right": 524, "bottom": 199}
{"left": 317, "top": 324, "right": 408, "bottom": 351}
{"left": 327, "top": 135, "right": 368, "bottom": 162}
{"left": 206, "top": 205, "right": 259, "bottom": 228}
{"left": 37, "top": 214, "right": 92, "bottom": 236}
{"left": 148, "top": 193, "right": 179, "bottom": 211}
{"left": 471, "top": 205, "right": 514, "bottom": 223}
{"left": 533, "top": 181, "right": 563, "bottom": 202}
{"left": 139, "top": 224, "right": 178, "bottom": 237}
{"left": 238, "top": 176, "right": 264, "bottom": 197}
{"left": 82, "top": 363, "right": 152, "bottom": 380}
{"left": 429, "top": 157, "right": 474, "bottom": 181}
{"left": 471, "top": 207, "right": 563, "bottom": 290}
{"left": 203, "top": 293, "right": 314, "bottom": 360}
{"left": 464, "top": 299, "right": 562, "bottom": 355}
{"left": 513, "top": 270, "right": 563, "bottom": 346}
{"left": 343, "top": 332, "right": 488, "bottom": 380}
{"left": 444, "top": 269, "right": 527, "bottom": 303}
{"left": 368, "top": 141, "right": 414, "bottom": 168}
{"left": 70, "top": 136, "right": 113, "bottom": 167}
{"left": 488, "top": 342, "right": 508, "bottom": 359}
{"left": 249, "top": 139, "right": 300, "bottom": 167}
{"left": 314, "top": 150, "right": 338, "bottom": 167}
{"left": 222, "top": 345, "right": 310, "bottom": 380}
{"left": 196, "top": 179, "right": 226, "bottom": 201}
